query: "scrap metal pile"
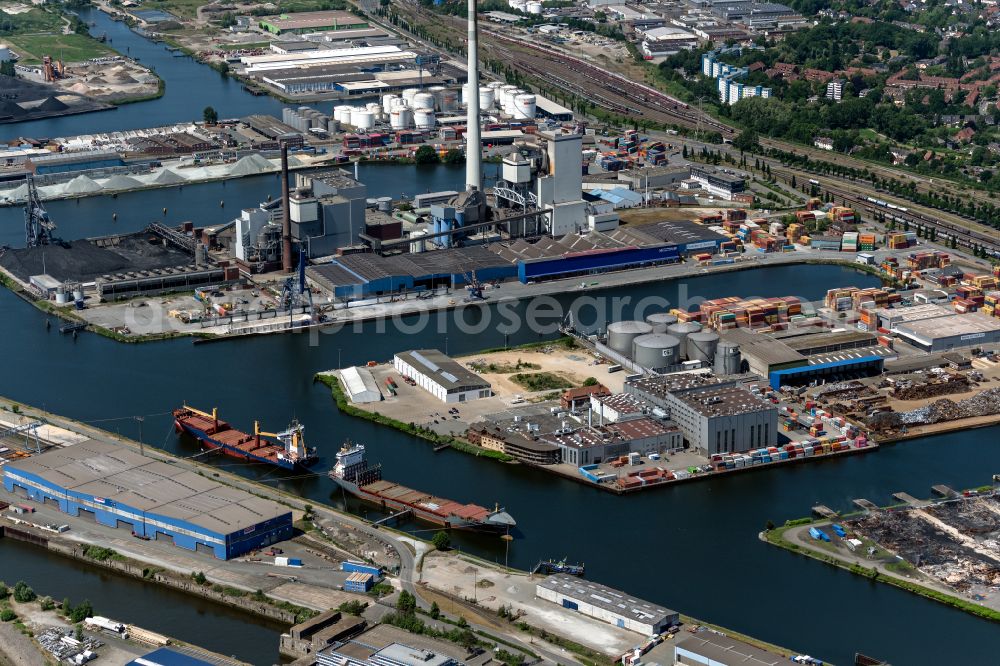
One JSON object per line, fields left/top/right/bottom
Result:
{"left": 848, "top": 496, "right": 1000, "bottom": 595}
{"left": 867, "top": 387, "right": 1000, "bottom": 429}
{"left": 889, "top": 373, "right": 971, "bottom": 401}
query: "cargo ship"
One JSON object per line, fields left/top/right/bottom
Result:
{"left": 329, "top": 443, "right": 515, "bottom": 533}
{"left": 173, "top": 405, "right": 318, "bottom": 470}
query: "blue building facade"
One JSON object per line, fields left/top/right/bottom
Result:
{"left": 518, "top": 245, "right": 680, "bottom": 282}
{"left": 3, "top": 456, "right": 293, "bottom": 560}
{"left": 769, "top": 355, "right": 885, "bottom": 389}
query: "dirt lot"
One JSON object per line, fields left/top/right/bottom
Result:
{"left": 420, "top": 551, "right": 636, "bottom": 657}
{"left": 462, "top": 346, "right": 626, "bottom": 398}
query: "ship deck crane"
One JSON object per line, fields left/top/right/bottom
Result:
{"left": 24, "top": 176, "right": 56, "bottom": 247}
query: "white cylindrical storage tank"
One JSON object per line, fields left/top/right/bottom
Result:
{"left": 511, "top": 0, "right": 527, "bottom": 11}
{"left": 55, "top": 286, "right": 70, "bottom": 305}
{"left": 429, "top": 85, "right": 446, "bottom": 109}
{"left": 632, "top": 333, "right": 681, "bottom": 371}
{"left": 645, "top": 312, "right": 678, "bottom": 334}
{"left": 687, "top": 331, "right": 720, "bottom": 363}
{"left": 607, "top": 320, "right": 653, "bottom": 357}
{"left": 72, "top": 287, "right": 84, "bottom": 301}
{"left": 414, "top": 109, "right": 436, "bottom": 129}
{"left": 506, "top": 89, "right": 524, "bottom": 114}
{"left": 334, "top": 105, "right": 353, "bottom": 123}
{"left": 513, "top": 94, "right": 536, "bottom": 120}
{"left": 381, "top": 94, "right": 398, "bottom": 110}
{"left": 351, "top": 109, "right": 375, "bottom": 130}
{"left": 478, "top": 86, "right": 495, "bottom": 110}
{"left": 435, "top": 87, "right": 458, "bottom": 112}
{"left": 413, "top": 92, "right": 435, "bottom": 111}
{"left": 390, "top": 97, "right": 408, "bottom": 111}
{"left": 499, "top": 85, "right": 517, "bottom": 112}
{"left": 402, "top": 88, "right": 419, "bottom": 105}
{"left": 714, "top": 340, "right": 742, "bottom": 375}
{"left": 390, "top": 107, "right": 413, "bottom": 129}
{"left": 666, "top": 321, "right": 702, "bottom": 360}
{"left": 526, "top": 1, "right": 543, "bottom": 13}
{"left": 488, "top": 81, "right": 504, "bottom": 90}
{"left": 366, "top": 103, "right": 383, "bottom": 121}
{"left": 409, "top": 229, "right": 427, "bottom": 253}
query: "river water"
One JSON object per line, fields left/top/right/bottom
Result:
{"left": 3, "top": 13, "right": 1000, "bottom": 666}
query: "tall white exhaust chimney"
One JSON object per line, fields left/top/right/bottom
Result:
{"left": 465, "top": 0, "right": 481, "bottom": 191}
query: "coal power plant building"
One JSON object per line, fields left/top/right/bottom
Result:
{"left": 2, "top": 440, "right": 293, "bottom": 559}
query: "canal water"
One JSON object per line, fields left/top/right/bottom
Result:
{"left": 3, "top": 14, "right": 1000, "bottom": 665}
{"left": 0, "top": 537, "right": 286, "bottom": 663}
{"left": 0, "top": 7, "right": 287, "bottom": 140}
{"left": 0, "top": 161, "right": 500, "bottom": 247}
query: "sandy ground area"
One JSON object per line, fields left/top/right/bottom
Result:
{"left": 420, "top": 551, "right": 636, "bottom": 656}
{"left": 462, "top": 346, "right": 626, "bottom": 397}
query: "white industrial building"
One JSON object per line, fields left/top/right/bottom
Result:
{"left": 639, "top": 27, "right": 699, "bottom": 57}
{"left": 536, "top": 574, "right": 678, "bottom": 636}
{"left": 338, "top": 367, "right": 382, "bottom": 404}
{"left": 393, "top": 349, "right": 492, "bottom": 403}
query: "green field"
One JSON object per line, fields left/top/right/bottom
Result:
{"left": 138, "top": 0, "right": 204, "bottom": 20}
{"left": 5, "top": 32, "right": 114, "bottom": 65}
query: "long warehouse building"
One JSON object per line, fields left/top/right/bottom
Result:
{"left": 536, "top": 574, "right": 678, "bottom": 635}
{"left": 2, "top": 440, "right": 293, "bottom": 560}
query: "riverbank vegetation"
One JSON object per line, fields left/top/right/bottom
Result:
{"left": 510, "top": 372, "right": 572, "bottom": 392}
{"left": 764, "top": 519, "right": 1000, "bottom": 623}
{"left": 314, "top": 374, "right": 514, "bottom": 462}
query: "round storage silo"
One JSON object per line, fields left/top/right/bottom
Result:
{"left": 632, "top": 334, "right": 681, "bottom": 371}
{"left": 513, "top": 94, "right": 536, "bottom": 120}
{"left": 390, "top": 107, "right": 413, "bottom": 129}
{"left": 526, "top": 1, "right": 543, "bottom": 13}
{"left": 376, "top": 196, "right": 393, "bottom": 213}
{"left": 478, "top": 86, "right": 495, "bottom": 110}
{"left": 607, "top": 320, "right": 653, "bottom": 357}
{"left": 645, "top": 312, "right": 678, "bottom": 334}
{"left": 413, "top": 92, "right": 435, "bottom": 111}
{"left": 333, "top": 105, "right": 353, "bottom": 124}
{"left": 714, "top": 340, "right": 742, "bottom": 375}
{"left": 402, "top": 88, "right": 420, "bottom": 105}
{"left": 438, "top": 88, "right": 458, "bottom": 112}
{"left": 666, "top": 321, "right": 702, "bottom": 360}
{"left": 351, "top": 109, "right": 375, "bottom": 131}
{"left": 686, "top": 330, "right": 720, "bottom": 364}
{"left": 414, "top": 109, "right": 436, "bottom": 130}
{"left": 382, "top": 94, "right": 398, "bottom": 110}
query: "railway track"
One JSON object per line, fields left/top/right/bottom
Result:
{"left": 780, "top": 170, "right": 1000, "bottom": 253}
{"left": 481, "top": 30, "right": 734, "bottom": 136}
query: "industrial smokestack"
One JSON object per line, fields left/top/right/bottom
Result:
{"left": 465, "top": 0, "right": 481, "bottom": 192}
{"left": 280, "top": 142, "right": 293, "bottom": 273}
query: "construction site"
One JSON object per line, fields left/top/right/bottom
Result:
{"left": 846, "top": 489, "right": 1000, "bottom": 609}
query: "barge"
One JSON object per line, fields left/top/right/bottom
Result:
{"left": 329, "top": 443, "right": 515, "bottom": 533}
{"left": 173, "top": 405, "right": 318, "bottom": 470}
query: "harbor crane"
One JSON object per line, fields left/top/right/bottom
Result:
{"left": 24, "top": 176, "right": 56, "bottom": 247}
{"left": 463, "top": 269, "right": 485, "bottom": 301}
{"left": 278, "top": 247, "right": 315, "bottom": 323}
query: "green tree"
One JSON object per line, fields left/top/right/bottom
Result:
{"left": 192, "top": 571, "right": 207, "bottom": 585}
{"left": 61, "top": 598, "right": 71, "bottom": 616}
{"left": 429, "top": 601, "right": 440, "bottom": 619}
{"left": 0, "top": 609, "right": 16, "bottom": 622}
{"left": 413, "top": 145, "right": 440, "bottom": 165}
{"left": 582, "top": 377, "right": 598, "bottom": 386}
{"left": 732, "top": 129, "right": 760, "bottom": 153}
{"left": 442, "top": 149, "right": 464, "bottom": 164}
{"left": 396, "top": 589, "right": 417, "bottom": 614}
{"left": 13, "top": 581, "right": 36, "bottom": 603}
{"left": 432, "top": 530, "right": 451, "bottom": 551}
{"left": 203, "top": 106, "right": 219, "bottom": 125}
{"left": 68, "top": 600, "right": 93, "bottom": 624}
{"left": 75, "top": 623, "right": 84, "bottom": 641}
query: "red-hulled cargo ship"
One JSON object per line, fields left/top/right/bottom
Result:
{"left": 329, "top": 443, "right": 515, "bottom": 533}
{"left": 173, "top": 405, "right": 317, "bottom": 470}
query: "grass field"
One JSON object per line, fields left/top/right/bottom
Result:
{"left": 137, "top": 0, "right": 204, "bottom": 20}
{"left": 5, "top": 32, "right": 114, "bottom": 65}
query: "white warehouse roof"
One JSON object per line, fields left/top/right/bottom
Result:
{"left": 339, "top": 366, "right": 382, "bottom": 404}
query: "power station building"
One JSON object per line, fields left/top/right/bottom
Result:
{"left": 2, "top": 440, "right": 293, "bottom": 560}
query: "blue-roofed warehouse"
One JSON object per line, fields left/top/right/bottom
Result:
{"left": 126, "top": 647, "right": 218, "bottom": 666}
{"left": 518, "top": 244, "right": 680, "bottom": 282}
{"left": 2, "top": 439, "right": 293, "bottom": 560}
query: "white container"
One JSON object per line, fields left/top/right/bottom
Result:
{"left": 414, "top": 109, "right": 436, "bottom": 129}
{"left": 412, "top": 92, "right": 435, "bottom": 111}
{"left": 367, "top": 103, "right": 383, "bottom": 121}
{"left": 381, "top": 94, "right": 398, "bottom": 110}
{"left": 526, "top": 0, "right": 543, "bottom": 13}
{"left": 390, "top": 107, "right": 413, "bottom": 129}
{"left": 351, "top": 109, "right": 375, "bottom": 130}
{"left": 333, "top": 105, "right": 353, "bottom": 124}
{"left": 504, "top": 88, "right": 524, "bottom": 115}
{"left": 512, "top": 94, "right": 536, "bottom": 120}
{"left": 402, "top": 87, "right": 419, "bottom": 105}
{"left": 389, "top": 97, "right": 408, "bottom": 111}
{"left": 478, "top": 86, "right": 495, "bottom": 110}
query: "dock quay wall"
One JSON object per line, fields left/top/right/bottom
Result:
{"left": 0, "top": 523, "right": 300, "bottom": 624}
